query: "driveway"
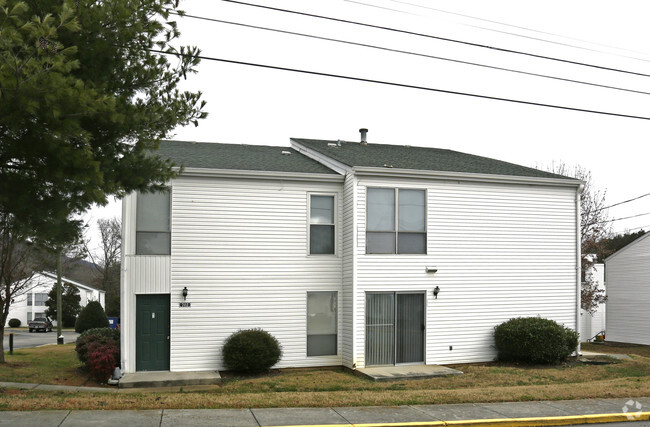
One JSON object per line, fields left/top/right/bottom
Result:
{"left": 3, "top": 328, "right": 80, "bottom": 349}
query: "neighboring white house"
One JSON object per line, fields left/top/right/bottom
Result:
{"left": 605, "top": 232, "right": 650, "bottom": 345}
{"left": 5, "top": 272, "right": 106, "bottom": 327}
{"left": 121, "top": 131, "right": 583, "bottom": 373}
{"left": 580, "top": 262, "right": 605, "bottom": 342}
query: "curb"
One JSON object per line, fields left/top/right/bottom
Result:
{"left": 270, "top": 412, "right": 650, "bottom": 427}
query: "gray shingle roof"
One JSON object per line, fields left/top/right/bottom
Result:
{"left": 292, "top": 139, "right": 575, "bottom": 180}
{"left": 155, "top": 140, "right": 338, "bottom": 174}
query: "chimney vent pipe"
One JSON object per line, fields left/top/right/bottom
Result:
{"left": 359, "top": 128, "right": 368, "bottom": 145}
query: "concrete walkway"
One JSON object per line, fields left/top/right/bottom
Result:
{"left": 0, "top": 397, "right": 649, "bottom": 426}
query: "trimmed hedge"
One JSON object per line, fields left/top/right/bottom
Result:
{"left": 494, "top": 317, "right": 579, "bottom": 364}
{"left": 75, "top": 301, "right": 109, "bottom": 333}
{"left": 75, "top": 328, "right": 120, "bottom": 365}
{"left": 222, "top": 328, "right": 282, "bottom": 374}
{"left": 8, "top": 318, "right": 21, "bottom": 327}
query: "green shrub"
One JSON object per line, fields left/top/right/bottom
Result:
{"left": 75, "top": 301, "right": 109, "bottom": 333}
{"left": 8, "top": 318, "right": 21, "bottom": 327}
{"left": 75, "top": 328, "right": 120, "bottom": 365}
{"left": 222, "top": 328, "right": 282, "bottom": 373}
{"left": 494, "top": 317, "right": 579, "bottom": 364}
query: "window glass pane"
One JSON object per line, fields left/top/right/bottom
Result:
{"left": 136, "top": 232, "right": 171, "bottom": 255}
{"left": 367, "top": 188, "right": 395, "bottom": 231}
{"left": 366, "top": 232, "right": 396, "bottom": 254}
{"left": 307, "top": 292, "right": 337, "bottom": 356}
{"left": 398, "top": 189, "right": 425, "bottom": 232}
{"left": 27, "top": 293, "right": 33, "bottom": 306}
{"left": 137, "top": 191, "right": 170, "bottom": 232}
{"left": 34, "top": 293, "right": 48, "bottom": 306}
{"left": 310, "top": 195, "right": 334, "bottom": 224}
{"left": 310, "top": 225, "right": 334, "bottom": 254}
{"left": 398, "top": 233, "right": 426, "bottom": 254}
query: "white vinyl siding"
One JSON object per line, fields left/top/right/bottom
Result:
{"left": 355, "top": 177, "right": 578, "bottom": 367}
{"left": 169, "top": 176, "right": 343, "bottom": 371}
{"left": 341, "top": 173, "right": 356, "bottom": 368}
{"left": 605, "top": 233, "right": 650, "bottom": 345}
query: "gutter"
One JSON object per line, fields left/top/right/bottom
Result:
{"left": 179, "top": 167, "right": 344, "bottom": 182}
{"left": 352, "top": 166, "right": 585, "bottom": 188}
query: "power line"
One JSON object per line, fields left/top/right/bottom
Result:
{"left": 613, "top": 224, "right": 649, "bottom": 233}
{"left": 171, "top": 11, "right": 650, "bottom": 97}
{"left": 598, "top": 211, "right": 650, "bottom": 224}
{"left": 218, "top": 0, "right": 650, "bottom": 78}
{"left": 148, "top": 47, "right": 650, "bottom": 121}
{"left": 595, "top": 192, "right": 650, "bottom": 212}
{"left": 370, "top": 0, "right": 650, "bottom": 64}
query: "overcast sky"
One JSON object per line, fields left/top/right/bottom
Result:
{"left": 87, "top": 0, "right": 650, "bottom": 248}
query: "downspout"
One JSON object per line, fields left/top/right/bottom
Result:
{"left": 576, "top": 183, "right": 584, "bottom": 355}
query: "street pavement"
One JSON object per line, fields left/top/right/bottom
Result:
{"left": 0, "top": 397, "right": 648, "bottom": 426}
{"left": 3, "top": 328, "right": 79, "bottom": 350}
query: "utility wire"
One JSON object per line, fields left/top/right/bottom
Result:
{"left": 147, "top": 47, "right": 650, "bottom": 121}
{"left": 171, "top": 11, "right": 650, "bottom": 97}
{"left": 219, "top": 0, "right": 650, "bottom": 78}
{"left": 595, "top": 192, "right": 650, "bottom": 212}
{"left": 597, "top": 211, "right": 650, "bottom": 224}
{"left": 370, "top": 0, "right": 650, "bottom": 64}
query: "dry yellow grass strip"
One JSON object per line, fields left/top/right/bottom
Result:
{"left": 1, "top": 376, "right": 648, "bottom": 411}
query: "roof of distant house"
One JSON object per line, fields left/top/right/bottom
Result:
{"left": 155, "top": 140, "right": 338, "bottom": 174}
{"left": 292, "top": 138, "right": 575, "bottom": 180}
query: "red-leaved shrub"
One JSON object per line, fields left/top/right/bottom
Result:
{"left": 87, "top": 341, "right": 119, "bottom": 383}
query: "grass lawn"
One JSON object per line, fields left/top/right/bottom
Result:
{"left": 1, "top": 343, "right": 649, "bottom": 411}
{"left": 0, "top": 344, "right": 102, "bottom": 387}
{"left": 582, "top": 341, "right": 650, "bottom": 358}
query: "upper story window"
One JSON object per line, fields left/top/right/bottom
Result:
{"left": 366, "top": 188, "right": 426, "bottom": 254}
{"left": 27, "top": 292, "right": 33, "bottom": 306}
{"left": 136, "top": 190, "right": 171, "bottom": 255}
{"left": 33, "top": 293, "right": 48, "bottom": 306}
{"left": 309, "top": 194, "right": 335, "bottom": 255}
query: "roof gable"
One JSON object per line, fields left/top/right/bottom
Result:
{"left": 605, "top": 232, "right": 650, "bottom": 263}
{"left": 155, "top": 140, "right": 338, "bottom": 175}
{"left": 292, "top": 138, "right": 575, "bottom": 180}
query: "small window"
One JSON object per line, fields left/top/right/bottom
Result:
{"left": 367, "top": 188, "right": 426, "bottom": 254}
{"left": 27, "top": 292, "right": 33, "bottom": 306}
{"left": 136, "top": 190, "right": 171, "bottom": 255}
{"left": 309, "top": 195, "right": 335, "bottom": 254}
{"left": 307, "top": 291, "right": 338, "bottom": 356}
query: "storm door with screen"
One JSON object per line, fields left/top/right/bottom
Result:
{"left": 365, "top": 292, "right": 425, "bottom": 366}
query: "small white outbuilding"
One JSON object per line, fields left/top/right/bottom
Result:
{"left": 605, "top": 233, "right": 650, "bottom": 345}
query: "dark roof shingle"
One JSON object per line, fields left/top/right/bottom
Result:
{"left": 155, "top": 140, "right": 337, "bottom": 174}
{"left": 292, "top": 138, "right": 574, "bottom": 180}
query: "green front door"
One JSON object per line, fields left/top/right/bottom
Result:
{"left": 136, "top": 294, "right": 170, "bottom": 371}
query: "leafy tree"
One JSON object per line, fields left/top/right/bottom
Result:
{"left": 45, "top": 282, "right": 81, "bottom": 327}
{"left": 0, "top": 0, "right": 206, "bottom": 247}
{"left": 546, "top": 163, "right": 608, "bottom": 314}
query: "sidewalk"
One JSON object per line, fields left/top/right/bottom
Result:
{"left": 0, "top": 397, "right": 648, "bottom": 426}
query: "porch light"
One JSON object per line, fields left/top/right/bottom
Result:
{"left": 433, "top": 286, "right": 440, "bottom": 299}
{"left": 182, "top": 287, "right": 188, "bottom": 301}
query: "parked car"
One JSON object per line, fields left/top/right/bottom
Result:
{"left": 28, "top": 317, "right": 53, "bottom": 333}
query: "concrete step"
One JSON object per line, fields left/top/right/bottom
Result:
{"left": 357, "top": 364, "right": 463, "bottom": 382}
{"left": 119, "top": 371, "right": 221, "bottom": 388}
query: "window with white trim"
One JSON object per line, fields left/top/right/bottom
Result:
{"left": 136, "top": 190, "right": 171, "bottom": 255}
{"left": 307, "top": 291, "right": 338, "bottom": 356}
{"left": 33, "top": 293, "right": 48, "bottom": 306}
{"left": 27, "top": 292, "right": 33, "bottom": 306}
{"left": 366, "top": 188, "right": 426, "bottom": 254}
{"left": 309, "top": 194, "right": 335, "bottom": 255}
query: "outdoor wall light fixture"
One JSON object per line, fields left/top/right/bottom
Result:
{"left": 433, "top": 286, "right": 440, "bottom": 299}
{"left": 182, "top": 287, "right": 188, "bottom": 301}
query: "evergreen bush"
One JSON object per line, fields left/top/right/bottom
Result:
{"left": 75, "top": 327, "right": 120, "bottom": 364}
{"left": 75, "top": 301, "right": 109, "bottom": 333}
{"left": 8, "top": 318, "right": 21, "bottom": 327}
{"left": 494, "top": 317, "right": 579, "bottom": 364}
{"left": 222, "top": 328, "right": 282, "bottom": 374}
